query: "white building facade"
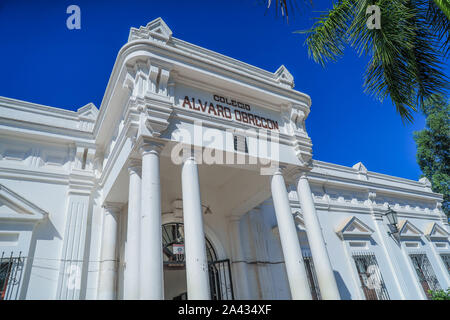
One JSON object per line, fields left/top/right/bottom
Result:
{"left": 0, "top": 18, "right": 449, "bottom": 300}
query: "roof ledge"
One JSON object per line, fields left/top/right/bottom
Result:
{"left": 128, "top": 17, "right": 173, "bottom": 43}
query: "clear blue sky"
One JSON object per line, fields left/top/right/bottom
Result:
{"left": 1, "top": 0, "right": 447, "bottom": 181}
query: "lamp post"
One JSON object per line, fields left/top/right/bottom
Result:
{"left": 384, "top": 206, "right": 399, "bottom": 236}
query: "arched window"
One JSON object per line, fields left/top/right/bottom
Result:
{"left": 161, "top": 222, "right": 233, "bottom": 300}
{"left": 162, "top": 222, "right": 217, "bottom": 267}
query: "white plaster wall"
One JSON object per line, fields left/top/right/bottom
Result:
{"left": 0, "top": 178, "right": 68, "bottom": 299}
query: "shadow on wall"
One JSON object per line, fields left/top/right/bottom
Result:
{"left": 19, "top": 218, "right": 62, "bottom": 299}
{"left": 334, "top": 270, "right": 352, "bottom": 300}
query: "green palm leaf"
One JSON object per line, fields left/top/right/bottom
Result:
{"left": 433, "top": 0, "right": 450, "bottom": 19}
{"left": 296, "top": 0, "right": 449, "bottom": 122}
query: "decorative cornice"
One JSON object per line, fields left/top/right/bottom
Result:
{"left": 308, "top": 162, "right": 444, "bottom": 203}
{"left": 128, "top": 17, "right": 173, "bottom": 44}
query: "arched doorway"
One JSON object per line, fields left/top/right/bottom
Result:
{"left": 162, "top": 222, "right": 234, "bottom": 300}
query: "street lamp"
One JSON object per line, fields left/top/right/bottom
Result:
{"left": 385, "top": 206, "right": 399, "bottom": 235}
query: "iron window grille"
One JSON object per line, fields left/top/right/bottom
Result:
{"left": 233, "top": 134, "right": 248, "bottom": 153}
{"left": 409, "top": 253, "right": 441, "bottom": 299}
{"left": 161, "top": 223, "right": 234, "bottom": 300}
{"left": 441, "top": 254, "right": 450, "bottom": 276}
{"left": 1, "top": 252, "right": 24, "bottom": 301}
{"left": 302, "top": 251, "right": 321, "bottom": 300}
{"left": 208, "top": 259, "right": 234, "bottom": 300}
{"left": 352, "top": 252, "right": 390, "bottom": 300}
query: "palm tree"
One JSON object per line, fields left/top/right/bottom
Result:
{"left": 266, "top": 0, "right": 449, "bottom": 122}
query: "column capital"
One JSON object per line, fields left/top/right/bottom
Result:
{"left": 139, "top": 142, "right": 164, "bottom": 155}
{"left": 272, "top": 165, "right": 288, "bottom": 176}
{"left": 127, "top": 159, "right": 142, "bottom": 175}
{"left": 292, "top": 170, "right": 309, "bottom": 182}
{"left": 183, "top": 155, "right": 198, "bottom": 164}
{"left": 102, "top": 202, "right": 124, "bottom": 214}
{"left": 139, "top": 140, "right": 164, "bottom": 156}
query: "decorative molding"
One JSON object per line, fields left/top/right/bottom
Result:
{"left": 397, "top": 220, "right": 423, "bottom": 239}
{"left": 275, "top": 65, "right": 294, "bottom": 89}
{"left": 102, "top": 202, "right": 125, "bottom": 213}
{"left": 419, "top": 176, "right": 431, "bottom": 187}
{"left": 56, "top": 195, "right": 91, "bottom": 300}
{"left": 352, "top": 162, "right": 368, "bottom": 181}
{"left": 0, "top": 184, "right": 48, "bottom": 223}
{"left": 352, "top": 162, "right": 367, "bottom": 173}
{"left": 419, "top": 177, "right": 432, "bottom": 192}
{"left": 312, "top": 160, "right": 443, "bottom": 198}
{"left": 138, "top": 138, "right": 165, "bottom": 155}
{"left": 76, "top": 103, "right": 99, "bottom": 132}
{"left": 289, "top": 105, "right": 308, "bottom": 133}
{"left": 123, "top": 58, "right": 174, "bottom": 138}
{"left": 335, "top": 216, "right": 374, "bottom": 240}
{"left": 280, "top": 103, "right": 312, "bottom": 167}
{"left": 424, "top": 222, "right": 449, "bottom": 240}
{"left": 128, "top": 17, "right": 173, "bottom": 44}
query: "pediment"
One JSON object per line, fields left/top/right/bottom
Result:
{"left": 275, "top": 65, "right": 294, "bottom": 88}
{"left": 398, "top": 220, "right": 423, "bottom": 239}
{"left": 0, "top": 184, "right": 47, "bottom": 222}
{"left": 352, "top": 162, "right": 367, "bottom": 173}
{"left": 424, "top": 222, "right": 449, "bottom": 240}
{"left": 335, "top": 216, "right": 374, "bottom": 239}
{"left": 77, "top": 103, "right": 99, "bottom": 120}
{"left": 419, "top": 177, "right": 432, "bottom": 187}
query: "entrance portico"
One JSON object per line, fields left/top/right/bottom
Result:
{"left": 99, "top": 142, "right": 339, "bottom": 300}
{"left": 95, "top": 17, "right": 340, "bottom": 300}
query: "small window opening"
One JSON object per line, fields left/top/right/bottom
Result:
{"left": 233, "top": 135, "right": 248, "bottom": 153}
{"left": 81, "top": 148, "right": 88, "bottom": 170}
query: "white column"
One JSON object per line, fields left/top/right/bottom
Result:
{"left": 296, "top": 173, "right": 341, "bottom": 300}
{"left": 182, "top": 156, "right": 211, "bottom": 300}
{"left": 271, "top": 168, "right": 312, "bottom": 300}
{"left": 124, "top": 163, "right": 141, "bottom": 300}
{"left": 98, "top": 203, "right": 121, "bottom": 300}
{"left": 139, "top": 142, "right": 164, "bottom": 300}
{"left": 229, "top": 215, "right": 250, "bottom": 299}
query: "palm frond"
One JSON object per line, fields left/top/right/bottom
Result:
{"left": 361, "top": 0, "right": 419, "bottom": 121}
{"left": 432, "top": 0, "right": 450, "bottom": 19}
{"left": 407, "top": 0, "right": 448, "bottom": 112}
{"left": 297, "top": 0, "right": 355, "bottom": 66}
{"left": 299, "top": 0, "right": 448, "bottom": 122}
{"left": 427, "top": 0, "right": 450, "bottom": 56}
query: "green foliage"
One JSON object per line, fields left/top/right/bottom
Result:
{"left": 428, "top": 288, "right": 450, "bottom": 300}
{"left": 433, "top": 0, "right": 450, "bottom": 20}
{"left": 413, "top": 95, "right": 450, "bottom": 216}
{"left": 297, "top": 0, "right": 449, "bottom": 122}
